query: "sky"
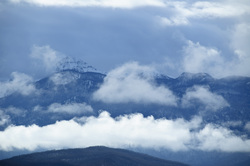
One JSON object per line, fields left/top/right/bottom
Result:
{"left": 0, "top": 0, "right": 250, "bottom": 80}
{"left": 1, "top": 0, "right": 250, "bottom": 156}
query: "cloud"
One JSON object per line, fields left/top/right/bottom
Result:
{"left": 0, "top": 110, "right": 10, "bottom": 126}
{"left": 47, "top": 103, "right": 93, "bottom": 115}
{"left": 30, "top": 45, "right": 65, "bottom": 75}
{"left": 93, "top": 62, "right": 178, "bottom": 106}
{"left": 34, "top": 102, "right": 93, "bottom": 115}
{"left": 159, "top": 1, "right": 250, "bottom": 27}
{"left": 0, "top": 111, "right": 250, "bottom": 152}
{"left": 196, "top": 124, "right": 250, "bottom": 152}
{"left": 182, "top": 40, "right": 226, "bottom": 77}
{"left": 245, "top": 122, "right": 250, "bottom": 132}
{"left": 0, "top": 72, "right": 36, "bottom": 98}
{"left": 8, "top": 0, "right": 165, "bottom": 8}
{"left": 181, "top": 86, "right": 229, "bottom": 111}
{"left": 3, "top": 106, "right": 27, "bottom": 116}
{"left": 49, "top": 72, "right": 80, "bottom": 86}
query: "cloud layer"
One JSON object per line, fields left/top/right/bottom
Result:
{"left": 1, "top": 111, "right": 250, "bottom": 152}
{"left": 8, "top": 0, "right": 165, "bottom": 8}
{"left": 93, "top": 62, "right": 177, "bottom": 105}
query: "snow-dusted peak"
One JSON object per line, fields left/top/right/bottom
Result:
{"left": 56, "top": 57, "right": 98, "bottom": 73}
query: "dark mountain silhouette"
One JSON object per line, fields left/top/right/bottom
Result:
{"left": 0, "top": 146, "right": 189, "bottom": 166}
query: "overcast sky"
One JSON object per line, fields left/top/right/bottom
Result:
{"left": 1, "top": 0, "right": 250, "bottom": 80}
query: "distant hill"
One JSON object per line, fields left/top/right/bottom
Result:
{"left": 0, "top": 146, "right": 189, "bottom": 166}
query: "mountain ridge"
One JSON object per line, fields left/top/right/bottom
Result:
{"left": 0, "top": 146, "right": 189, "bottom": 166}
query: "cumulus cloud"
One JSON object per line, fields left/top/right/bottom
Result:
{"left": 181, "top": 86, "right": 229, "bottom": 111}
{"left": 93, "top": 62, "right": 178, "bottom": 106}
{"left": 8, "top": 0, "right": 165, "bottom": 8}
{"left": 182, "top": 40, "right": 226, "bottom": 77}
{"left": 181, "top": 37, "right": 250, "bottom": 77}
{"left": 34, "top": 102, "right": 93, "bottom": 115}
{"left": 0, "top": 111, "right": 250, "bottom": 152}
{"left": 196, "top": 124, "right": 250, "bottom": 152}
{"left": 0, "top": 72, "right": 36, "bottom": 98}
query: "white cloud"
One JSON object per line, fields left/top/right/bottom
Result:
{"left": 0, "top": 72, "right": 36, "bottom": 98}
{"left": 50, "top": 72, "right": 80, "bottom": 86}
{"left": 229, "top": 23, "right": 250, "bottom": 76}
{"left": 181, "top": 36, "right": 250, "bottom": 77}
{"left": 9, "top": 0, "right": 165, "bottom": 8}
{"left": 182, "top": 40, "right": 226, "bottom": 77}
{"left": 245, "top": 122, "right": 250, "bottom": 132}
{"left": 47, "top": 102, "right": 93, "bottom": 115}
{"left": 34, "top": 102, "right": 93, "bottom": 115}
{"left": 30, "top": 45, "right": 65, "bottom": 74}
{"left": 196, "top": 124, "right": 250, "bottom": 152}
{"left": 93, "top": 62, "right": 178, "bottom": 106}
{"left": 0, "top": 111, "right": 250, "bottom": 152}
{"left": 182, "top": 86, "right": 229, "bottom": 111}
{"left": 0, "top": 110, "right": 10, "bottom": 126}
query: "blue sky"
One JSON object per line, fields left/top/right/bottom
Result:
{"left": 1, "top": 0, "right": 250, "bottom": 80}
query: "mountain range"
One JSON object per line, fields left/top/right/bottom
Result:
{"left": 0, "top": 62, "right": 250, "bottom": 166}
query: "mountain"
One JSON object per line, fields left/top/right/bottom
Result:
{"left": 0, "top": 70, "right": 250, "bottom": 166}
{"left": 0, "top": 146, "right": 188, "bottom": 166}
{"left": 1, "top": 70, "right": 249, "bottom": 128}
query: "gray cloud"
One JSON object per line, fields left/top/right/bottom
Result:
{"left": 93, "top": 62, "right": 178, "bottom": 105}
{"left": 0, "top": 111, "right": 250, "bottom": 152}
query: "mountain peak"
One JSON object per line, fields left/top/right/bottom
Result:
{"left": 56, "top": 57, "right": 98, "bottom": 73}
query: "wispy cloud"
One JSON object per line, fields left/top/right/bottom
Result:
{"left": 0, "top": 72, "right": 36, "bottom": 98}
{"left": 1, "top": 111, "right": 250, "bottom": 152}
{"left": 93, "top": 62, "right": 178, "bottom": 106}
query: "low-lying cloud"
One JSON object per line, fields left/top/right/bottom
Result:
{"left": 0, "top": 111, "right": 250, "bottom": 152}
{"left": 182, "top": 86, "right": 229, "bottom": 111}
{"left": 93, "top": 62, "right": 178, "bottom": 106}
{"left": 34, "top": 102, "right": 93, "bottom": 115}
{"left": 0, "top": 72, "right": 36, "bottom": 98}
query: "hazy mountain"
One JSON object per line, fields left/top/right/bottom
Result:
{"left": 0, "top": 146, "right": 188, "bottom": 166}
